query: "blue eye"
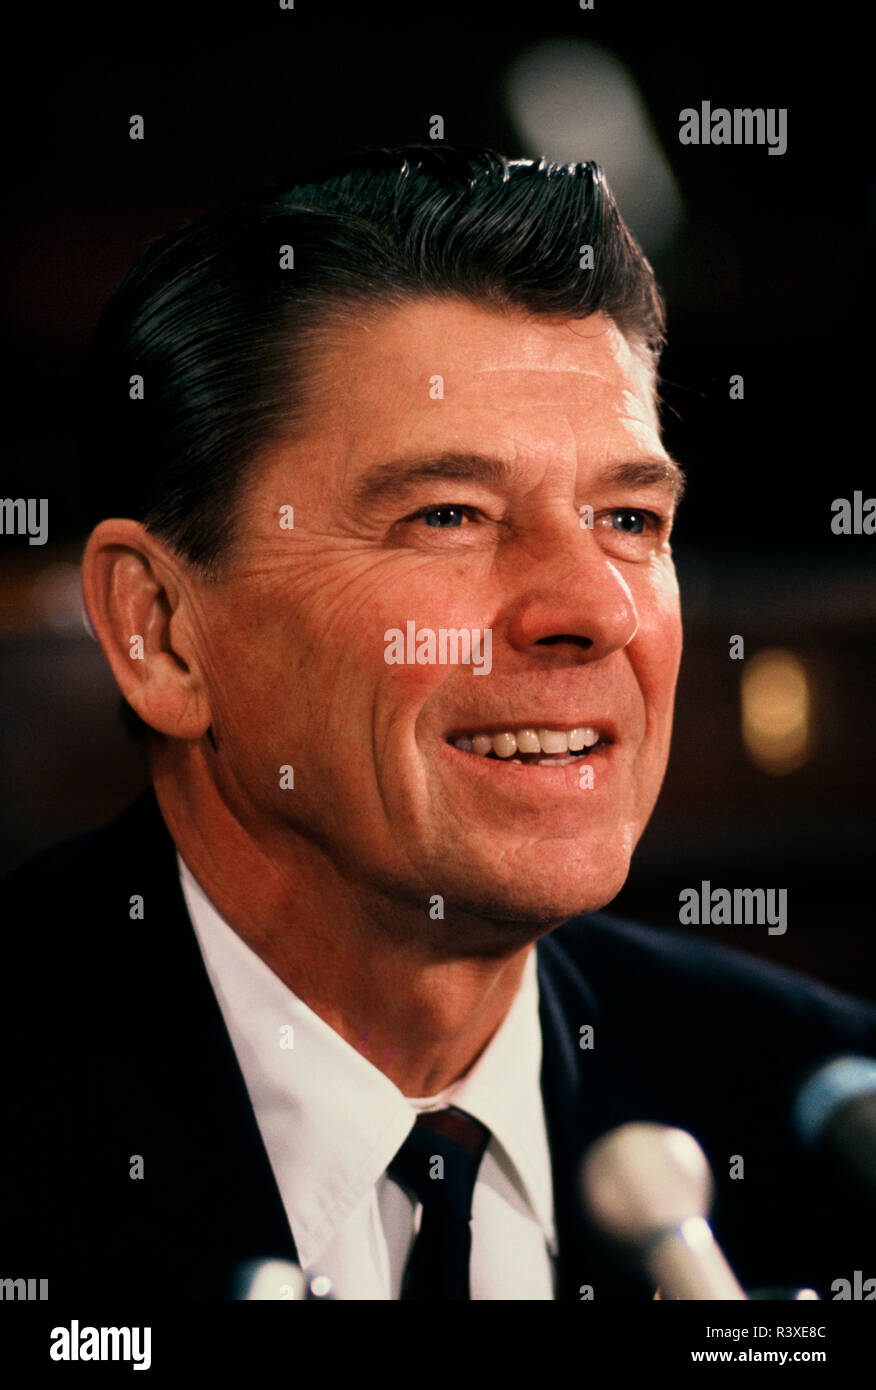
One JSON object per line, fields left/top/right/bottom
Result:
{"left": 422, "top": 507, "right": 466, "bottom": 528}
{"left": 610, "top": 509, "right": 648, "bottom": 535}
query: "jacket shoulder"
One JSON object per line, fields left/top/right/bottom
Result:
{"left": 0, "top": 787, "right": 171, "bottom": 999}
{"left": 2, "top": 787, "right": 159, "bottom": 897}
{"left": 542, "top": 910, "right": 876, "bottom": 1050}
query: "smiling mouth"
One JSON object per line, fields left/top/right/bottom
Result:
{"left": 445, "top": 725, "right": 612, "bottom": 767}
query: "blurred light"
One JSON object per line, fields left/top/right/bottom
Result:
{"left": 504, "top": 38, "right": 682, "bottom": 256}
{"left": 741, "top": 649, "right": 812, "bottom": 775}
{"left": 307, "top": 1274, "right": 334, "bottom": 1299}
{"left": 237, "top": 1258, "right": 306, "bottom": 1300}
{"left": 33, "top": 563, "right": 85, "bottom": 634}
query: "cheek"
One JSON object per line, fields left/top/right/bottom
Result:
{"left": 190, "top": 582, "right": 317, "bottom": 746}
{"left": 631, "top": 558, "right": 683, "bottom": 711}
{"left": 306, "top": 551, "right": 489, "bottom": 667}
{"left": 213, "top": 555, "right": 463, "bottom": 739}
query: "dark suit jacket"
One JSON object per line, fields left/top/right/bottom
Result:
{"left": 2, "top": 787, "right": 874, "bottom": 1300}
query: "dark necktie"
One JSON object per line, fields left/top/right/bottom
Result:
{"left": 387, "top": 1105, "right": 492, "bottom": 1300}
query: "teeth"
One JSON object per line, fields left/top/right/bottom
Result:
{"left": 452, "top": 726, "right": 602, "bottom": 758}
{"left": 569, "top": 726, "right": 598, "bottom": 751}
{"left": 516, "top": 728, "right": 541, "bottom": 754}
{"left": 538, "top": 728, "right": 568, "bottom": 754}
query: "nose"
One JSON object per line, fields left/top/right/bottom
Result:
{"left": 502, "top": 510, "right": 639, "bottom": 662}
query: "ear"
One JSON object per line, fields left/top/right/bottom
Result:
{"left": 81, "top": 519, "right": 213, "bottom": 740}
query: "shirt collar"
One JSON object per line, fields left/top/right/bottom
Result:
{"left": 447, "top": 949, "right": 557, "bottom": 1250}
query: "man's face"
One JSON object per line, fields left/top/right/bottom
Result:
{"left": 191, "top": 299, "right": 683, "bottom": 944}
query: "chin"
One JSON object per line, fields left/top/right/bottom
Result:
{"left": 444, "top": 857, "right": 633, "bottom": 933}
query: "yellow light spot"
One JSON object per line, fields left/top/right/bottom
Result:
{"left": 741, "top": 649, "right": 812, "bottom": 775}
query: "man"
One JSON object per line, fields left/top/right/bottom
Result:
{"left": 2, "top": 146, "right": 874, "bottom": 1301}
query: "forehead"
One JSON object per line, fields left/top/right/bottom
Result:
{"left": 312, "top": 297, "right": 658, "bottom": 434}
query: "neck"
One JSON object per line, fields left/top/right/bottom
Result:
{"left": 151, "top": 743, "right": 532, "bottom": 1096}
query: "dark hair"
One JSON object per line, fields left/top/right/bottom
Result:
{"left": 81, "top": 143, "right": 665, "bottom": 741}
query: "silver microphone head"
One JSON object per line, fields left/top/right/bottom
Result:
{"left": 235, "top": 1258, "right": 308, "bottom": 1300}
{"left": 580, "top": 1121, "right": 714, "bottom": 1245}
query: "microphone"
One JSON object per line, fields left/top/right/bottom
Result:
{"left": 234, "top": 1259, "right": 336, "bottom": 1300}
{"left": 580, "top": 1122, "right": 747, "bottom": 1299}
{"left": 235, "top": 1259, "right": 307, "bottom": 1299}
{"left": 792, "top": 1054, "right": 876, "bottom": 1206}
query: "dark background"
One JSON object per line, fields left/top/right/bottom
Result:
{"left": 1, "top": 1, "right": 873, "bottom": 995}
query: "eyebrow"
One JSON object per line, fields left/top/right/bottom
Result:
{"left": 350, "top": 450, "right": 686, "bottom": 508}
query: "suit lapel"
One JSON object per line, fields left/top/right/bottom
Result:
{"left": 87, "top": 788, "right": 298, "bottom": 1296}
{"left": 537, "top": 930, "right": 655, "bottom": 1300}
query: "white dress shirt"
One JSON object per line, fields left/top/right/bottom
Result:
{"left": 178, "top": 852, "right": 558, "bottom": 1299}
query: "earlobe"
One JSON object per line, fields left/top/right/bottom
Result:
{"left": 81, "top": 519, "right": 213, "bottom": 741}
